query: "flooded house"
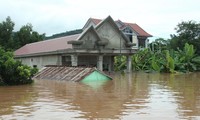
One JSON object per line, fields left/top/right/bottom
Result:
{"left": 33, "top": 66, "right": 112, "bottom": 82}
{"left": 14, "top": 16, "right": 152, "bottom": 72}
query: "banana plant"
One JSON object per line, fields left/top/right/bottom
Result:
{"left": 114, "top": 43, "right": 200, "bottom": 73}
{"left": 114, "top": 55, "right": 127, "bottom": 71}
{"left": 165, "top": 50, "right": 175, "bottom": 73}
{"left": 132, "top": 48, "right": 153, "bottom": 71}
{"left": 151, "top": 54, "right": 161, "bottom": 72}
{"left": 177, "top": 43, "right": 197, "bottom": 72}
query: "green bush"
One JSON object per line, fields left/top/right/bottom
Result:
{"left": 0, "top": 47, "right": 38, "bottom": 85}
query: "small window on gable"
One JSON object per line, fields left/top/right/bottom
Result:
{"left": 123, "top": 28, "right": 133, "bottom": 43}
{"left": 124, "top": 28, "right": 132, "bottom": 34}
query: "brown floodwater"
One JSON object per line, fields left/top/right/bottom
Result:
{"left": 0, "top": 72, "right": 200, "bottom": 120}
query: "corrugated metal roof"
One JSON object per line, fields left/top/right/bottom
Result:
{"left": 33, "top": 66, "right": 112, "bottom": 82}
{"left": 14, "top": 34, "right": 80, "bottom": 56}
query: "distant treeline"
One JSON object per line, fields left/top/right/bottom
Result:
{"left": 45, "top": 29, "right": 83, "bottom": 40}
{"left": 0, "top": 17, "right": 45, "bottom": 51}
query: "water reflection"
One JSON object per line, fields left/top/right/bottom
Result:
{"left": 0, "top": 72, "right": 200, "bottom": 119}
{"left": 167, "top": 73, "right": 200, "bottom": 119}
{"left": 36, "top": 77, "right": 149, "bottom": 119}
{"left": 0, "top": 84, "right": 38, "bottom": 118}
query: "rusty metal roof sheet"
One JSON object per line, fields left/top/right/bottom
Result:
{"left": 33, "top": 66, "right": 112, "bottom": 82}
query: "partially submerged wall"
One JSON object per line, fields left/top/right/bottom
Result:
{"left": 17, "top": 55, "right": 61, "bottom": 69}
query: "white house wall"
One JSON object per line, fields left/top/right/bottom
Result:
{"left": 17, "top": 55, "right": 61, "bottom": 70}
{"left": 96, "top": 22, "right": 126, "bottom": 49}
{"left": 80, "top": 31, "right": 99, "bottom": 49}
{"left": 83, "top": 21, "right": 96, "bottom": 30}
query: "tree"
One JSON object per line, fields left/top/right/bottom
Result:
{"left": 0, "top": 16, "right": 15, "bottom": 50}
{"left": 149, "top": 38, "right": 169, "bottom": 51}
{"left": 176, "top": 43, "right": 200, "bottom": 72}
{"left": 0, "top": 47, "right": 38, "bottom": 85}
{"left": 45, "top": 29, "right": 82, "bottom": 40}
{"left": 0, "top": 17, "right": 45, "bottom": 50}
{"left": 169, "top": 21, "right": 200, "bottom": 55}
{"left": 14, "top": 23, "right": 45, "bottom": 49}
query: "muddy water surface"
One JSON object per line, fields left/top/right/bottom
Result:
{"left": 0, "top": 72, "right": 200, "bottom": 120}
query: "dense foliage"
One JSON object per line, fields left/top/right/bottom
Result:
{"left": 0, "top": 16, "right": 45, "bottom": 50}
{"left": 169, "top": 21, "right": 200, "bottom": 55}
{"left": 14, "top": 24, "right": 45, "bottom": 49}
{"left": 0, "top": 47, "right": 38, "bottom": 85}
{"left": 114, "top": 56, "right": 127, "bottom": 71}
{"left": 0, "top": 17, "right": 15, "bottom": 50}
{"left": 115, "top": 43, "right": 200, "bottom": 73}
{"left": 45, "top": 29, "right": 82, "bottom": 40}
{"left": 0, "top": 17, "right": 40, "bottom": 86}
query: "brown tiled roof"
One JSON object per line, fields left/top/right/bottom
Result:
{"left": 90, "top": 18, "right": 102, "bottom": 25}
{"left": 90, "top": 18, "right": 152, "bottom": 37}
{"left": 125, "top": 23, "right": 152, "bottom": 37}
{"left": 33, "top": 66, "right": 112, "bottom": 82}
{"left": 14, "top": 34, "right": 80, "bottom": 56}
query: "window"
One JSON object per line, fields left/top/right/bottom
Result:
{"left": 62, "top": 56, "right": 71, "bottom": 66}
{"left": 33, "top": 65, "right": 37, "bottom": 68}
{"left": 129, "top": 35, "right": 133, "bottom": 42}
{"left": 124, "top": 28, "right": 132, "bottom": 34}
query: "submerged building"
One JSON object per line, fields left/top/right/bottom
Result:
{"left": 34, "top": 66, "right": 112, "bottom": 82}
{"left": 14, "top": 16, "right": 152, "bottom": 72}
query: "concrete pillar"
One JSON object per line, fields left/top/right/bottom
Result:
{"left": 145, "top": 39, "right": 149, "bottom": 48}
{"left": 132, "top": 35, "right": 138, "bottom": 48}
{"left": 57, "top": 55, "right": 62, "bottom": 65}
{"left": 71, "top": 54, "right": 78, "bottom": 66}
{"left": 97, "top": 55, "right": 103, "bottom": 71}
{"left": 110, "top": 56, "right": 114, "bottom": 71}
{"left": 30, "top": 58, "right": 33, "bottom": 67}
{"left": 108, "top": 56, "right": 112, "bottom": 72}
{"left": 127, "top": 55, "right": 132, "bottom": 72}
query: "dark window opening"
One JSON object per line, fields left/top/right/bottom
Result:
{"left": 33, "top": 65, "right": 37, "bottom": 68}
{"left": 62, "top": 56, "right": 71, "bottom": 66}
{"left": 129, "top": 35, "right": 132, "bottom": 42}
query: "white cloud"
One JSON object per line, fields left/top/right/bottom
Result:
{"left": 0, "top": 0, "right": 200, "bottom": 38}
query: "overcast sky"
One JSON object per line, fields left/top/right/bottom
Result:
{"left": 0, "top": 0, "right": 200, "bottom": 40}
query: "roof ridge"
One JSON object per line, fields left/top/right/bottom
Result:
{"left": 95, "top": 16, "right": 130, "bottom": 43}
{"left": 90, "top": 17, "right": 102, "bottom": 20}
{"left": 26, "top": 34, "right": 81, "bottom": 46}
{"left": 124, "top": 22, "right": 137, "bottom": 25}
{"left": 90, "top": 18, "right": 138, "bottom": 25}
